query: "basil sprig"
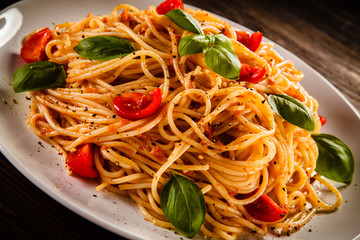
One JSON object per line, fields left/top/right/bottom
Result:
{"left": 12, "top": 61, "right": 66, "bottom": 92}
{"left": 179, "top": 34, "right": 240, "bottom": 80}
{"left": 73, "top": 36, "right": 136, "bottom": 60}
{"left": 160, "top": 173, "right": 205, "bottom": 238}
{"left": 268, "top": 94, "right": 316, "bottom": 132}
{"left": 165, "top": 9, "right": 240, "bottom": 80}
{"left": 312, "top": 134, "right": 354, "bottom": 184}
{"left": 166, "top": 9, "right": 203, "bottom": 34}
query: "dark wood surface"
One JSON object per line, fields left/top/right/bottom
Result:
{"left": 1, "top": 0, "right": 359, "bottom": 239}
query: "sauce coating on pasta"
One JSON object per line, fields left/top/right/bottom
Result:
{"left": 19, "top": 2, "right": 347, "bottom": 239}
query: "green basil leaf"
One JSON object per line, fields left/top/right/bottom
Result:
{"left": 178, "top": 34, "right": 210, "bottom": 56}
{"left": 312, "top": 133, "right": 354, "bottom": 184}
{"left": 73, "top": 36, "right": 136, "bottom": 60}
{"left": 205, "top": 44, "right": 241, "bottom": 80}
{"left": 12, "top": 61, "right": 66, "bottom": 93}
{"left": 213, "top": 34, "right": 234, "bottom": 53}
{"left": 166, "top": 9, "right": 203, "bottom": 35}
{"left": 268, "top": 94, "right": 316, "bottom": 132}
{"left": 160, "top": 173, "right": 205, "bottom": 238}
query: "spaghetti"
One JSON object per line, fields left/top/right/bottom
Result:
{"left": 25, "top": 3, "right": 342, "bottom": 239}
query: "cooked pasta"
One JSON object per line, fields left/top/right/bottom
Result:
{"left": 24, "top": 3, "right": 342, "bottom": 239}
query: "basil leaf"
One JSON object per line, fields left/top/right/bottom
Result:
{"left": 166, "top": 9, "right": 203, "bottom": 34}
{"left": 205, "top": 44, "right": 241, "bottom": 80}
{"left": 312, "top": 133, "right": 354, "bottom": 184}
{"left": 12, "top": 61, "right": 66, "bottom": 93}
{"left": 178, "top": 33, "right": 240, "bottom": 80}
{"left": 178, "top": 34, "right": 210, "bottom": 56}
{"left": 213, "top": 34, "right": 234, "bottom": 53}
{"left": 73, "top": 36, "right": 136, "bottom": 60}
{"left": 160, "top": 173, "right": 205, "bottom": 238}
{"left": 268, "top": 94, "right": 316, "bottom": 132}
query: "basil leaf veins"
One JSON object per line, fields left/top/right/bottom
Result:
{"left": 160, "top": 172, "right": 205, "bottom": 238}
{"left": 268, "top": 94, "right": 316, "bottom": 132}
{"left": 312, "top": 133, "right": 354, "bottom": 184}
{"left": 166, "top": 9, "right": 203, "bottom": 34}
{"left": 12, "top": 61, "right": 66, "bottom": 93}
{"left": 73, "top": 35, "right": 136, "bottom": 60}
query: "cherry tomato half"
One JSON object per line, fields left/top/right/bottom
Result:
{"left": 156, "top": 0, "right": 184, "bottom": 14}
{"left": 239, "top": 63, "right": 266, "bottom": 83}
{"left": 242, "top": 192, "right": 288, "bottom": 222}
{"left": 20, "top": 28, "right": 53, "bottom": 63}
{"left": 235, "top": 30, "right": 263, "bottom": 52}
{"left": 66, "top": 143, "right": 99, "bottom": 178}
{"left": 113, "top": 88, "right": 162, "bottom": 120}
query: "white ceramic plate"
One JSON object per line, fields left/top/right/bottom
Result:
{"left": 0, "top": 0, "right": 359, "bottom": 239}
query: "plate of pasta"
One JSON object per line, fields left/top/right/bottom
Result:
{"left": 0, "top": 0, "right": 359, "bottom": 239}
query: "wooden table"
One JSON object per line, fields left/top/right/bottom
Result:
{"left": 1, "top": 0, "right": 359, "bottom": 239}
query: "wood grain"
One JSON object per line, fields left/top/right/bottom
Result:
{"left": 0, "top": 0, "right": 359, "bottom": 239}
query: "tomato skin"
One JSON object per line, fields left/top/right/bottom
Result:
{"left": 235, "top": 30, "right": 263, "bottom": 52}
{"left": 113, "top": 88, "right": 162, "bottom": 120}
{"left": 239, "top": 63, "right": 266, "bottom": 83}
{"left": 243, "top": 193, "right": 288, "bottom": 222}
{"left": 156, "top": 0, "right": 184, "bottom": 14}
{"left": 20, "top": 28, "right": 53, "bottom": 63}
{"left": 66, "top": 143, "right": 99, "bottom": 178}
{"left": 319, "top": 115, "right": 327, "bottom": 126}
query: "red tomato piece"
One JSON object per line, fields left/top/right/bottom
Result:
{"left": 66, "top": 143, "right": 99, "bottom": 178}
{"left": 319, "top": 115, "right": 327, "bottom": 126}
{"left": 113, "top": 88, "right": 162, "bottom": 120}
{"left": 235, "top": 30, "right": 263, "bottom": 52}
{"left": 156, "top": 0, "right": 184, "bottom": 14}
{"left": 20, "top": 28, "right": 53, "bottom": 63}
{"left": 239, "top": 63, "right": 266, "bottom": 83}
{"left": 243, "top": 193, "right": 288, "bottom": 222}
